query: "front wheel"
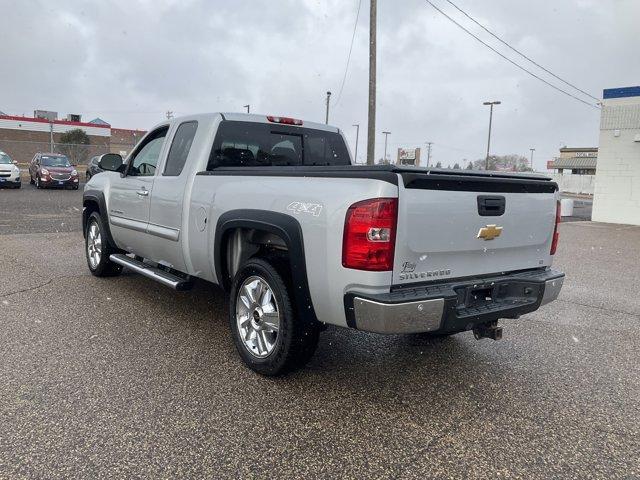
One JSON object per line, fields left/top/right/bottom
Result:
{"left": 229, "top": 257, "right": 319, "bottom": 376}
{"left": 35, "top": 177, "right": 42, "bottom": 189}
{"left": 85, "top": 212, "right": 122, "bottom": 277}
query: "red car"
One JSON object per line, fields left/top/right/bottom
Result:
{"left": 29, "top": 153, "right": 79, "bottom": 189}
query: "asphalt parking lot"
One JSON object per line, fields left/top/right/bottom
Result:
{"left": 1, "top": 184, "right": 638, "bottom": 479}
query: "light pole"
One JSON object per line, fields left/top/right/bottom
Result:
{"left": 366, "top": 0, "right": 377, "bottom": 165}
{"left": 382, "top": 131, "right": 391, "bottom": 164}
{"left": 425, "top": 141, "right": 433, "bottom": 167}
{"left": 244, "top": 104, "right": 250, "bottom": 113}
{"left": 352, "top": 124, "right": 360, "bottom": 163}
{"left": 529, "top": 148, "right": 535, "bottom": 171}
{"left": 483, "top": 100, "right": 501, "bottom": 170}
{"left": 325, "top": 91, "right": 331, "bottom": 124}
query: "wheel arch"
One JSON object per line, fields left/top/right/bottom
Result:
{"left": 82, "top": 189, "right": 117, "bottom": 248}
{"left": 214, "top": 210, "right": 318, "bottom": 325}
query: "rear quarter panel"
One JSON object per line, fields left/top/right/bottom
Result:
{"left": 188, "top": 175, "right": 398, "bottom": 327}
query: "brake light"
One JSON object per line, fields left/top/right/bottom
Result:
{"left": 342, "top": 198, "right": 398, "bottom": 271}
{"left": 266, "top": 115, "right": 303, "bottom": 126}
{"left": 550, "top": 200, "right": 561, "bottom": 255}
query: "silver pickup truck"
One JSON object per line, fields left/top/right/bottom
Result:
{"left": 83, "top": 113, "right": 564, "bottom": 375}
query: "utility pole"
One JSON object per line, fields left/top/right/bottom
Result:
{"left": 529, "top": 148, "right": 535, "bottom": 170}
{"left": 325, "top": 91, "right": 331, "bottom": 124}
{"left": 244, "top": 105, "right": 250, "bottom": 113}
{"left": 49, "top": 121, "right": 54, "bottom": 152}
{"left": 425, "top": 141, "right": 433, "bottom": 167}
{"left": 352, "top": 124, "right": 360, "bottom": 163}
{"left": 366, "top": 0, "right": 377, "bottom": 165}
{"left": 166, "top": 111, "right": 174, "bottom": 120}
{"left": 382, "top": 131, "right": 391, "bottom": 164}
{"left": 483, "top": 100, "right": 501, "bottom": 170}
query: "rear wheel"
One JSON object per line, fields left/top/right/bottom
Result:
{"left": 85, "top": 212, "right": 122, "bottom": 277}
{"left": 229, "top": 257, "right": 319, "bottom": 376}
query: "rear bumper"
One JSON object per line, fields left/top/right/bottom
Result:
{"left": 345, "top": 268, "right": 564, "bottom": 334}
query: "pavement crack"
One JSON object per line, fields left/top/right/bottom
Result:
{"left": 556, "top": 298, "right": 640, "bottom": 319}
{"left": 0, "top": 275, "right": 79, "bottom": 299}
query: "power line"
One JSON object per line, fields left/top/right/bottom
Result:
{"left": 333, "top": 0, "right": 363, "bottom": 106}
{"left": 424, "top": 0, "right": 600, "bottom": 110}
{"left": 443, "top": 0, "right": 599, "bottom": 101}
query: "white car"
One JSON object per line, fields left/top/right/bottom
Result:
{"left": 0, "top": 151, "right": 21, "bottom": 188}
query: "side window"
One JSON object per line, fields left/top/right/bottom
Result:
{"left": 164, "top": 121, "right": 198, "bottom": 176}
{"left": 127, "top": 126, "right": 169, "bottom": 177}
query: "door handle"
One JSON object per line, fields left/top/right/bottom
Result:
{"left": 136, "top": 188, "right": 149, "bottom": 196}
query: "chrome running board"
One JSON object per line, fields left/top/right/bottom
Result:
{"left": 109, "top": 254, "right": 192, "bottom": 291}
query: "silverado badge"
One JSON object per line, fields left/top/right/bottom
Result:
{"left": 477, "top": 224, "right": 503, "bottom": 241}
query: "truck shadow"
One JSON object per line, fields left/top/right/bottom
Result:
{"left": 111, "top": 270, "right": 544, "bottom": 401}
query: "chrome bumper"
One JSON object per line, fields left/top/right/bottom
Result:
{"left": 352, "top": 297, "right": 444, "bottom": 334}
{"left": 349, "top": 270, "right": 565, "bottom": 335}
{"left": 540, "top": 276, "right": 564, "bottom": 306}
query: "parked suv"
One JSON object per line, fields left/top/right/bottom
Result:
{"left": 0, "top": 151, "right": 21, "bottom": 188}
{"left": 29, "top": 153, "right": 79, "bottom": 189}
{"left": 86, "top": 155, "right": 104, "bottom": 181}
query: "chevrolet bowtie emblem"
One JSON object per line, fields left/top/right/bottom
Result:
{"left": 477, "top": 224, "right": 503, "bottom": 240}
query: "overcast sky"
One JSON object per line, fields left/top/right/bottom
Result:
{"left": 1, "top": 0, "right": 638, "bottom": 169}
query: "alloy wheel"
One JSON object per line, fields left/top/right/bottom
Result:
{"left": 87, "top": 221, "right": 102, "bottom": 269}
{"left": 236, "top": 276, "right": 280, "bottom": 358}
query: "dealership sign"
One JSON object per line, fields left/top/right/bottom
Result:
{"left": 398, "top": 148, "right": 416, "bottom": 161}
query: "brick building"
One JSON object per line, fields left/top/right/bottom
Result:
{"left": 110, "top": 128, "right": 147, "bottom": 157}
{"left": 0, "top": 114, "right": 110, "bottom": 164}
{"left": 0, "top": 111, "right": 147, "bottom": 165}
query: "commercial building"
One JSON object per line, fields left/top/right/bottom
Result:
{"left": 0, "top": 110, "right": 146, "bottom": 164}
{"left": 592, "top": 87, "right": 640, "bottom": 226}
{"left": 110, "top": 128, "right": 147, "bottom": 157}
{"left": 548, "top": 147, "right": 597, "bottom": 174}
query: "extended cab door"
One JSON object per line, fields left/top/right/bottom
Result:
{"left": 144, "top": 120, "right": 199, "bottom": 271}
{"left": 108, "top": 126, "right": 169, "bottom": 255}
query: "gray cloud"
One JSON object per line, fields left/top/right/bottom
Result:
{"left": 1, "top": 0, "right": 637, "bottom": 169}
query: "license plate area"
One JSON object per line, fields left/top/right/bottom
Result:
{"left": 465, "top": 285, "right": 496, "bottom": 308}
{"left": 454, "top": 279, "right": 542, "bottom": 312}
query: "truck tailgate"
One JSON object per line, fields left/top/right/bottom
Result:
{"left": 393, "top": 172, "right": 558, "bottom": 285}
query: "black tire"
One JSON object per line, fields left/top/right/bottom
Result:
{"left": 15, "top": 183, "right": 21, "bottom": 189}
{"left": 73, "top": 185, "right": 79, "bottom": 190}
{"left": 229, "top": 257, "right": 320, "bottom": 376}
{"left": 85, "top": 211, "right": 122, "bottom": 277}
{"left": 35, "top": 177, "right": 42, "bottom": 189}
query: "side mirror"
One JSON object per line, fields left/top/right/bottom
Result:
{"left": 98, "top": 153, "right": 124, "bottom": 173}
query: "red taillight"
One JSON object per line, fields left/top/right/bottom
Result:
{"left": 266, "top": 115, "right": 303, "bottom": 126}
{"left": 342, "top": 198, "right": 398, "bottom": 271}
{"left": 550, "top": 200, "right": 561, "bottom": 255}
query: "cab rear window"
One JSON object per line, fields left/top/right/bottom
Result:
{"left": 207, "top": 120, "right": 350, "bottom": 169}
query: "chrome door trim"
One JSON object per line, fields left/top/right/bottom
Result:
{"left": 146, "top": 222, "right": 180, "bottom": 242}
{"left": 109, "top": 214, "right": 148, "bottom": 233}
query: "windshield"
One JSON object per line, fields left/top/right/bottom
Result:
{"left": 0, "top": 153, "right": 12, "bottom": 164}
{"left": 41, "top": 155, "right": 71, "bottom": 167}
